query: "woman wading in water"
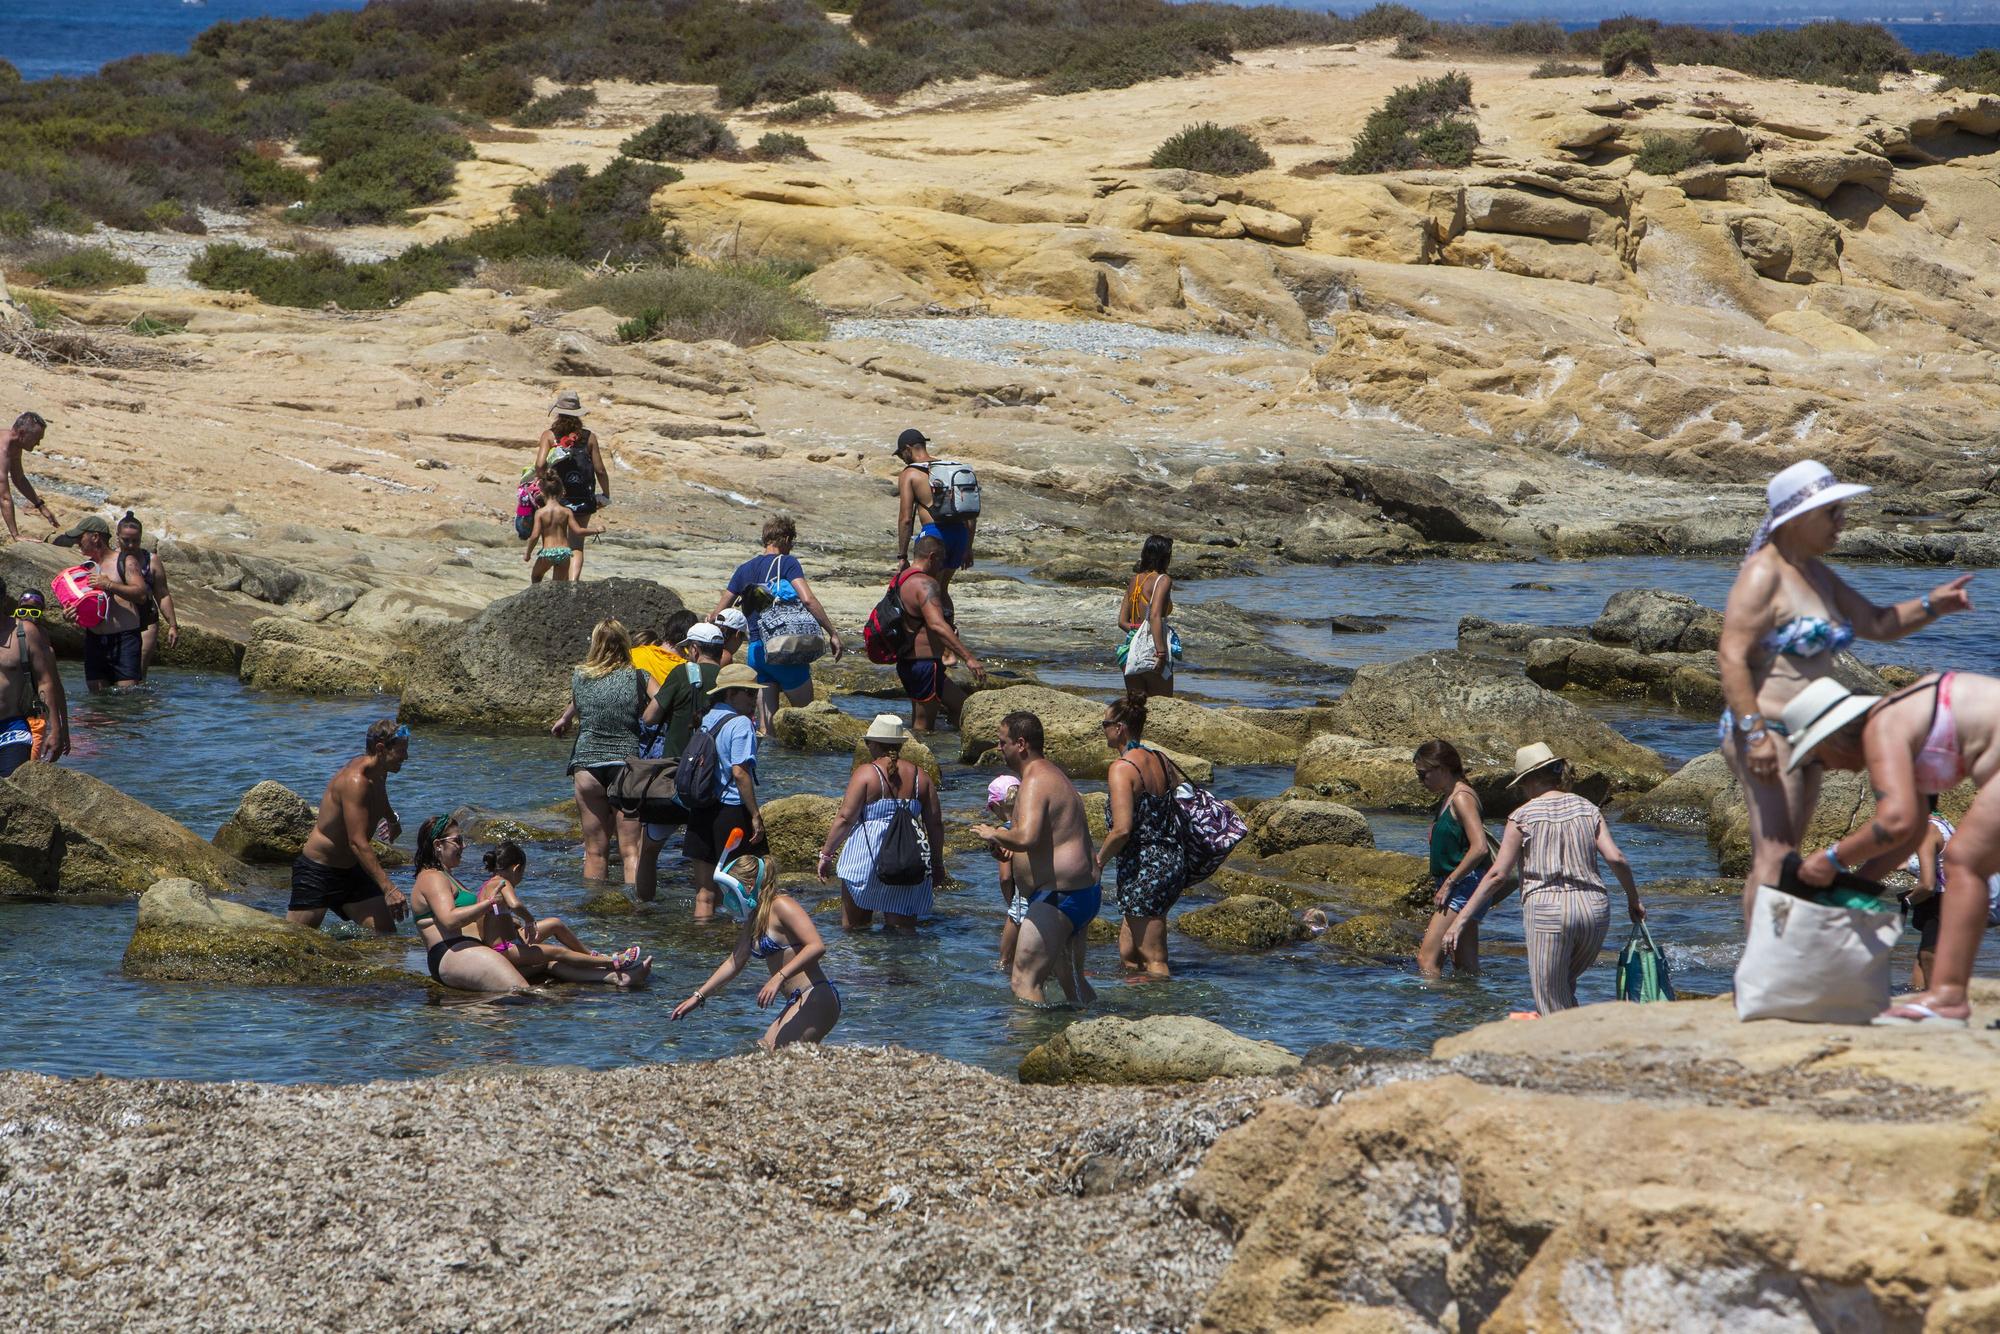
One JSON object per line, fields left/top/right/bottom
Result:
{"left": 1096, "top": 694, "right": 1184, "bottom": 978}
{"left": 671, "top": 843, "right": 841, "bottom": 1049}
{"left": 1118, "top": 535, "right": 1176, "bottom": 701}
{"left": 1718, "top": 460, "right": 1971, "bottom": 923}
{"left": 1413, "top": 739, "right": 1491, "bottom": 977}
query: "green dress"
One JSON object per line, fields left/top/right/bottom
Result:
{"left": 568, "top": 666, "right": 645, "bottom": 773}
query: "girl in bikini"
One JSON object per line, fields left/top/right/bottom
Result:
{"left": 1785, "top": 671, "right": 2000, "bottom": 1027}
{"left": 670, "top": 838, "right": 841, "bottom": 1049}
{"left": 471, "top": 841, "right": 649, "bottom": 987}
{"left": 524, "top": 468, "right": 602, "bottom": 584}
{"left": 1717, "top": 460, "right": 1972, "bottom": 924}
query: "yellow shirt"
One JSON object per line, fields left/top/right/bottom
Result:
{"left": 630, "top": 645, "right": 685, "bottom": 685}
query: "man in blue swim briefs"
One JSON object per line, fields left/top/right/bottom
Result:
{"left": 896, "top": 535, "right": 986, "bottom": 733}
{"left": 973, "top": 710, "right": 1097, "bottom": 1006}
{"left": 894, "top": 428, "right": 975, "bottom": 592}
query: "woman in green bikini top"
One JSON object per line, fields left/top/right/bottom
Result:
{"left": 1412, "top": 739, "right": 1492, "bottom": 979}
{"left": 407, "top": 815, "right": 531, "bottom": 993}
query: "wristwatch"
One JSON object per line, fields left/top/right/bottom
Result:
{"left": 1735, "top": 712, "right": 1764, "bottom": 733}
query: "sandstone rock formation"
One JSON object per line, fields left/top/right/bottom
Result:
{"left": 1, "top": 767, "right": 252, "bottom": 896}
{"left": 1175, "top": 894, "right": 1304, "bottom": 949}
{"left": 123, "top": 877, "right": 410, "bottom": 985}
{"left": 1019, "top": 1014, "right": 1301, "bottom": 1085}
{"left": 211, "top": 781, "right": 317, "bottom": 864}
{"left": 1244, "top": 798, "right": 1372, "bottom": 857}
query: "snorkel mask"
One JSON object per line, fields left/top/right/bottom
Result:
{"left": 712, "top": 828, "right": 771, "bottom": 921}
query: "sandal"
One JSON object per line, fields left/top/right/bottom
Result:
{"left": 613, "top": 945, "right": 641, "bottom": 971}
{"left": 1871, "top": 1000, "right": 1970, "bottom": 1028}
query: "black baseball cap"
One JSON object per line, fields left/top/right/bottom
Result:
{"left": 895, "top": 428, "right": 929, "bottom": 453}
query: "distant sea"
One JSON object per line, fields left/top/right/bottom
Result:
{"left": 2, "top": 0, "right": 369, "bottom": 82}
{"left": 4, "top": 0, "right": 1997, "bottom": 83}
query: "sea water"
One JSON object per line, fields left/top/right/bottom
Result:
{"left": 3, "top": 555, "right": 1991, "bottom": 1085}
{"left": 1, "top": 0, "right": 370, "bottom": 82}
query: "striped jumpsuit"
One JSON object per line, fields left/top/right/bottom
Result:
{"left": 1511, "top": 792, "right": 1612, "bottom": 1015}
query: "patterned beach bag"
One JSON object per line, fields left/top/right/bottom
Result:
{"left": 1162, "top": 753, "right": 1247, "bottom": 881}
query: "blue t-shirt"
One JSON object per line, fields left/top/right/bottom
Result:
{"left": 701, "top": 703, "right": 758, "bottom": 805}
{"left": 726, "top": 553, "right": 805, "bottom": 644}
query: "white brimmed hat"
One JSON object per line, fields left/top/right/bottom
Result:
{"left": 716, "top": 608, "right": 748, "bottom": 632}
{"left": 1758, "top": 460, "right": 1870, "bottom": 542}
{"left": 1507, "top": 742, "right": 1564, "bottom": 786}
{"left": 863, "top": 714, "right": 911, "bottom": 744}
{"left": 1781, "top": 678, "right": 1880, "bottom": 772}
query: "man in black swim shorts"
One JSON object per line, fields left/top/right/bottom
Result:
{"left": 290, "top": 719, "right": 409, "bottom": 932}
{"left": 53, "top": 515, "right": 150, "bottom": 691}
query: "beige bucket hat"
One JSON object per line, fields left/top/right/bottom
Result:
{"left": 1507, "top": 742, "right": 1564, "bottom": 786}
{"left": 863, "top": 714, "right": 911, "bottom": 744}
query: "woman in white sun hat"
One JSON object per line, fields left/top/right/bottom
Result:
{"left": 1717, "top": 459, "right": 1974, "bottom": 925}
{"left": 1781, "top": 672, "right": 2000, "bottom": 1028}
{"left": 818, "top": 713, "right": 945, "bottom": 933}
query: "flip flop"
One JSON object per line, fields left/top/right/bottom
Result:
{"left": 613, "top": 945, "right": 641, "bottom": 970}
{"left": 1871, "top": 1000, "right": 1970, "bottom": 1028}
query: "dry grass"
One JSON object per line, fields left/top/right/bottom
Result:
{"left": 1, "top": 321, "right": 197, "bottom": 370}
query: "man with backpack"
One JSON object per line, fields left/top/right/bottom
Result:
{"left": 632, "top": 621, "right": 724, "bottom": 903}
{"left": 679, "top": 662, "right": 765, "bottom": 920}
{"left": 893, "top": 535, "right": 986, "bottom": 733}
{"left": 894, "top": 428, "right": 979, "bottom": 593}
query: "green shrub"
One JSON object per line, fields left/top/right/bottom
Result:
{"left": 479, "top": 255, "right": 589, "bottom": 291}
{"left": 768, "top": 94, "right": 837, "bottom": 123}
{"left": 295, "top": 92, "right": 473, "bottom": 224}
{"left": 127, "top": 314, "right": 186, "bottom": 337}
{"left": 232, "top": 151, "right": 314, "bottom": 206}
{"left": 622, "top": 112, "right": 738, "bottom": 162}
{"left": 512, "top": 86, "right": 596, "bottom": 127}
{"left": 752, "top": 132, "right": 813, "bottom": 161}
{"left": 1600, "top": 29, "right": 1657, "bottom": 76}
{"left": 466, "top": 157, "right": 684, "bottom": 266}
{"left": 1338, "top": 71, "right": 1477, "bottom": 174}
{"left": 1347, "top": 4, "right": 1431, "bottom": 40}
{"left": 1734, "top": 22, "right": 1909, "bottom": 92}
{"left": 1632, "top": 133, "right": 1711, "bottom": 175}
{"left": 1485, "top": 21, "right": 1567, "bottom": 54}
{"left": 1392, "top": 36, "right": 1425, "bottom": 60}
{"left": 0, "top": 57, "right": 19, "bottom": 87}
{"left": 1530, "top": 59, "right": 1588, "bottom": 78}
{"left": 455, "top": 64, "right": 536, "bottom": 118}
{"left": 1934, "top": 48, "right": 2000, "bottom": 95}
{"left": 188, "top": 240, "right": 475, "bottom": 308}
{"left": 1149, "top": 122, "right": 1272, "bottom": 176}
{"left": 556, "top": 262, "right": 825, "bottom": 345}
{"left": 11, "top": 243, "right": 146, "bottom": 290}
{"left": 19, "top": 293, "right": 62, "bottom": 328}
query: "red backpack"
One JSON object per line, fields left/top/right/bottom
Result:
{"left": 863, "top": 568, "right": 923, "bottom": 664}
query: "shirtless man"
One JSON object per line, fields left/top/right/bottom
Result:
{"left": 2, "top": 413, "right": 60, "bottom": 543}
{"left": 289, "top": 719, "right": 408, "bottom": 933}
{"left": 894, "top": 428, "right": 974, "bottom": 592}
{"left": 0, "top": 580, "right": 68, "bottom": 776}
{"left": 973, "top": 711, "right": 1097, "bottom": 1005}
{"left": 896, "top": 534, "right": 986, "bottom": 732}
{"left": 52, "top": 516, "right": 149, "bottom": 690}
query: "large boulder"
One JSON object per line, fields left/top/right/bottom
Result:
{"left": 771, "top": 701, "right": 866, "bottom": 752}
{"left": 1590, "top": 588, "right": 1724, "bottom": 654}
{"left": 760, "top": 793, "right": 840, "bottom": 872}
{"left": 1245, "top": 799, "right": 1372, "bottom": 857}
{"left": 1321, "top": 910, "right": 1422, "bottom": 959}
{"left": 1018, "top": 1014, "right": 1301, "bottom": 1085}
{"left": 1176, "top": 895, "right": 1304, "bottom": 949}
{"left": 958, "top": 685, "right": 1212, "bottom": 781}
{"left": 1322, "top": 651, "right": 1668, "bottom": 796}
{"left": 212, "top": 781, "right": 316, "bottom": 864}
{"left": 1293, "top": 734, "right": 1432, "bottom": 810}
{"left": 239, "top": 618, "right": 402, "bottom": 696}
{"left": 1258, "top": 845, "right": 1433, "bottom": 915}
{"left": 1525, "top": 637, "right": 1725, "bottom": 713}
{"left": 1142, "top": 698, "right": 1299, "bottom": 765}
{"left": 1, "top": 766, "right": 251, "bottom": 896}
{"left": 122, "top": 878, "right": 408, "bottom": 985}
{"left": 399, "top": 579, "right": 686, "bottom": 730}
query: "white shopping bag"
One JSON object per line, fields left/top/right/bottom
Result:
{"left": 1734, "top": 883, "right": 1901, "bottom": 1024}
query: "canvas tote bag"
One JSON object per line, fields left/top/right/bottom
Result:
{"left": 1734, "top": 881, "right": 1901, "bottom": 1024}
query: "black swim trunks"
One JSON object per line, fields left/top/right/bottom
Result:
{"left": 83, "top": 628, "right": 143, "bottom": 685}
{"left": 683, "top": 803, "right": 765, "bottom": 866}
{"left": 289, "top": 854, "right": 383, "bottom": 918}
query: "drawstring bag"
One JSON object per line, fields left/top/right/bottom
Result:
{"left": 1616, "top": 921, "right": 1676, "bottom": 1002}
{"left": 1735, "top": 856, "right": 1899, "bottom": 1024}
{"left": 754, "top": 555, "right": 827, "bottom": 666}
{"left": 514, "top": 471, "right": 541, "bottom": 540}
{"left": 873, "top": 767, "right": 930, "bottom": 886}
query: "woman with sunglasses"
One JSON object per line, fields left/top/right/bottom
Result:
{"left": 1717, "top": 460, "right": 1973, "bottom": 925}
{"left": 670, "top": 838, "right": 840, "bottom": 1049}
{"left": 408, "top": 815, "right": 533, "bottom": 992}
{"left": 4, "top": 588, "right": 67, "bottom": 772}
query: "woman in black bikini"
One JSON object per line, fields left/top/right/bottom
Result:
{"left": 670, "top": 842, "right": 840, "bottom": 1049}
{"left": 408, "top": 815, "right": 533, "bottom": 993}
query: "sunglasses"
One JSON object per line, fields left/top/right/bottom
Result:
{"left": 12, "top": 608, "right": 41, "bottom": 620}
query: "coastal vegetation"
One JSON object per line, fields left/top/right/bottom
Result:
{"left": 768, "top": 95, "right": 839, "bottom": 124}
{"left": 565, "top": 263, "right": 827, "bottom": 346}
{"left": 1149, "top": 123, "right": 1273, "bottom": 177}
{"left": 8, "top": 242, "right": 145, "bottom": 290}
{"left": 511, "top": 87, "right": 597, "bottom": 129}
{"left": 1339, "top": 72, "right": 1479, "bottom": 174}
{"left": 752, "top": 132, "right": 815, "bottom": 162}
{"left": 1633, "top": 132, "right": 1712, "bottom": 176}
{"left": 622, "top": 112, "right": 740, "bottom": 164}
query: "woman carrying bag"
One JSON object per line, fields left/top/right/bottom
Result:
{"left": 818, "top": 714, "right": 944, "bottom": 934}
{"left": 1118, "top": 534, "right": 1178, "bottom": 701}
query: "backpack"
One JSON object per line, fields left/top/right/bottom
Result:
{"left": 676, "top": 710, "right": 734, "bottom": 809}
{"left": 513, "top": 471, "right": 541, "bottom": 540}
{"left": 864, "top": 568, "right": 923, "bottom": 665}
{"left": 754, "top": 555, "right": 827, "bottom": 666}
{"left": 871, "top": 762, "right": 931, "bottom": 887}
{"left": 927, "top": 461, "right": 981, "bottom": 520}
{"left": 51, "top": 563, "right": 109, "bottom": 630}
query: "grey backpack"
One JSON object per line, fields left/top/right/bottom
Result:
{"left": 927, "top": 461, "right": 981, "bottom": 520}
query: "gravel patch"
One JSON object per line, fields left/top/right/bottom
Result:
{"left": 829, "top": 316, "right": 1280, "bottom": 368}
{"left": 0, "top": 1047, "right": 1277, "bottom": 1331}
{"left": 73, "top": 211, "right": 406, "bottom": 290}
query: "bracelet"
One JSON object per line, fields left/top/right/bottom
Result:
{"left": 1823, "top": 845, "right": 1855, "bottom": 874}
{"left": 1922, "top": 592, "right": 1935, "bottom": 617}
{"left": 1745, "top": 727, "right": 1769, "bottom": 746}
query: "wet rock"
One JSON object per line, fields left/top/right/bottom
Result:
{"left": 1526, "top": 636, "right": 1725, "bottom": 713}
{"left": 399, "top": 579, "right": 686, "bottom": 730}
{"left": 958, "top": 685, "right": 1213, "bottom": 781}
{"left": 2, "top": 766, "right": 252, "bottom": 897}
{"left": 1220, "top": 706, "right": 1343, "bottom": 745}
{"left": 1458, "top": 615, "right": 1593, "bottom": 657}
{"left": 1175, "top": 895, "right": 1303, "bottom": 949}
{"left": 239, "top": 617, "right": 401, "bottom": 696}
{"left": 1293, "top": 733, "right": 1430, "bottom": 810}
{"left": 1642, "top": 876, "right": 1738, "bottom": 897}
{"left": 771, "top": 701, "right": 865, "bottom": 752}
{"left": 1246, "top": 799, "right": 1371, "bottom": 856}
{"left": 580, "top": 889, "right": 638, "bottom": 915}
{"left": 1086, "top": 915, "right": 1120, "bottom": 944}
{"left": 1261, "top": 845, "right": 1434, "bottom": 914}
{"left": 760, "top": 793, "right": 840, "bottom": 872}
{"left": 1018, "top": 1015, "right": 1300, "bottom": 1085}
{"left": 1204, "top": 866, "right": 1334, "bottom": 909}
{"left": 1323, "top": 651, "right": 1668, "bottom": 796}
{"left": 1621, "top": 750, "right": 1732, "bottom": 829}
{"left": 122, "top": 878, "right": 410, "bottom": 985}
{"left": 1320, "top": 911, "right": 1419, "bottom": 960}
{"left": 1328, "top": 614, "right": 1390, "bottom": 634}
{"left": 1142, "top": 697, "right": 1299, "bottom": 766}
{"left": 212, "top": 780, "right": 316, "bottom": 864}
{"left": 1591, "top": 588, "right": 1722, "bottom": 654}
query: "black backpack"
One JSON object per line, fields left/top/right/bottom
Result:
{"left": 872, "top": 761, "right": 930, "bottom": 886}
{"left": 676, "top": 711, "right": 732, "bottom": 808}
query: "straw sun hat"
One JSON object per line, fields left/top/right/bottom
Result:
{"left": 1507, "top": 742, "right": 1565, "bottom": 786}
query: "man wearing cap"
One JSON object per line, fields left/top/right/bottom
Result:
{"left": 2, "top": 412, "right": 60, "bottom": 542}
{"left": 715, "top": 607, "right": 748, "bottom": 667}
{"left": 290, "top": 718, "right": 409, "bottom": 934}
{"left": 533, "top": 390, "right": 610, "bottom": 579}
{"left": 894, "top": 427, "right": 975, "bottom": 589}
{"left": 685, "top": 662, "right": 766, "bottom": 919}
{"left": 52, "top": 515, "right": 151, "bottom": 691}
{"left": 898, "top": 534, "right": 986, "bottom": 733}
